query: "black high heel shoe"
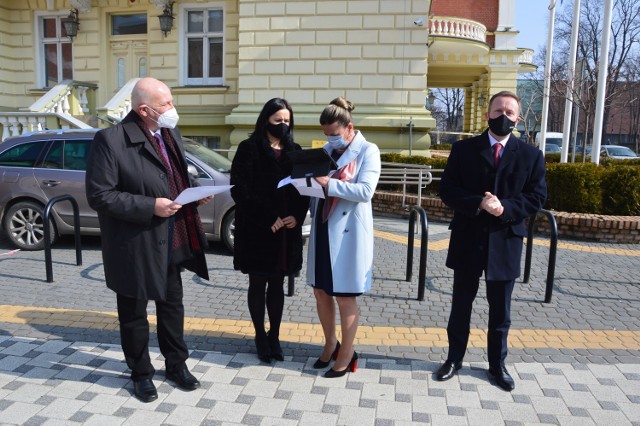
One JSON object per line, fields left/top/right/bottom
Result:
{"left": 313, "top": 341, "right": 341, "bottom": 369}
{"left": 255, "top": 334, "right": 271, "bottom": 364}
{"left": 268, "top": 332, "right": 284, "bottom": 362}
{"left": 324, "top": 351, "right": 358, "bottom": 378}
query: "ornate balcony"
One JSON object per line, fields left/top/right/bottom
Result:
{"left": 428, "top": 16, "right": 486, "bottom": 43}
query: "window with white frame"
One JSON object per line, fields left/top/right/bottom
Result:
{"left": 183, "top": 7, "right": 224, "bottom": 86}
{"left": 39, "top": 15, "right": 73, "bottom": 87}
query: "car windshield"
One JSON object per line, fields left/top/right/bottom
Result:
{"left": 607, "top": 147, "right": 637, "bottom": 157}
{"left": 183, "top": 139, "right": 232, "bottom": 172}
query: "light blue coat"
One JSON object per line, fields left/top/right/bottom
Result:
{"left": 306, "top": 131, "right": 381, "bottom": 293}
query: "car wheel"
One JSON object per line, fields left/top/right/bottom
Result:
{"left": 221, "top": 209, "right": 235, "bottom": 253}
{"left": 3, "top": 200, "right": 57, "bottom": 251}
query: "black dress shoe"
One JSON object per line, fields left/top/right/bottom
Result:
{"left": 435, "top": 360, "right": 462, "bottom": 381}
{"left": 133, "top": 378, "right": 158, "bottom": 403}
{"left": 313, "top": 341, "right": 340, "bottom": 369}
{"left": 166, "top": 365, "right": 201, "bottom": 391}
{"left": 324, "top": 351, "right": 358, "bottom": 378}
{"left": 487, "top": 366, "right": 515, "bottom": 391}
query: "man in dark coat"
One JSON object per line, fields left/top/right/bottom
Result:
{"left": 86, "top": 77, "right": 210, "bottom": 402}
{"left": 436, "top": 91, "right": 547, "bottom": 391}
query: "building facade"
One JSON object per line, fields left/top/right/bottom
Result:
{"left": 0, "top": 0, "right": 534, "bottom": 153}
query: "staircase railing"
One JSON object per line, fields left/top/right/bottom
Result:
{"left": 97, "top": 78, "right": 141, "bottom": 125}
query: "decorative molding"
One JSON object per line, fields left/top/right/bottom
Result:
{"left": 68, "top": 0, "right": 91, "bottom": 13}
{"left": 150, "top": 0, "right": 170, "bottom": 9}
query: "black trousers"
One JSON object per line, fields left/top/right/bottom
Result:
{"left": 116, "top": 264, "right": 188, "bottom": 381}
{"left": 446, "top": 269, "right": 515, "bottom": 369}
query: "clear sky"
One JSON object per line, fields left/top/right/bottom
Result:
{"left": 515, "top": 0, "right": 565, "bottom": 52}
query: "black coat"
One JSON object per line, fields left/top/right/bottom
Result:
{"left": 230, "top": 136, "right": 309, "bottom": 276}
{"left": 439, "top": 131, "right": 547, "bottom": 280}
{"left": 85, "top": 111, "right": 208, "bottom": 301}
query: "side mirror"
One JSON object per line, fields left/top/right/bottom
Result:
{"left": 187, "top": 164, "right": 199, "bottom": 178}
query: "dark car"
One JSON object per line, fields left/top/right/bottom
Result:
{"left": 0, "top": 128, "right": 309, "bottom": 251}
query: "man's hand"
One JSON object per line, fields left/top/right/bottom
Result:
{"left": 282, "top": 216, "right": 298, "bottom": 229}
{"left": 197, "top": 195, "right": 214, "bottom": 206}
{"left": 480, "top": 192, "right": 504, "bottom": 217}
{"left": 271, "top": 217, "right": 285, "bottom": 233}
{"left": 154, "top": 198, "right": 182, "bottom": 218}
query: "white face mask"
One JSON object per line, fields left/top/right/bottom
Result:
{"left": 327, "top": 135, "right": 350, "bottom": 150}
{"left": 149, "top": 107, "right": 179, "bottom": 129}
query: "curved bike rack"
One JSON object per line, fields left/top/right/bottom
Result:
{"left": 405, "top": 205, "right": 429, "bottom": 301}
{"left": 43, "top": 194, "right": 82, "bottom": 283}
{"left": 523, "top": 209, "right": 558, "bottom": 303}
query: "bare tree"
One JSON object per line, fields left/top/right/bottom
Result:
{"left": 553, "top": 0, "right": 640, "bottom": 143}
{"left": 432, "top": 88, "right": 465, "bottom": 132}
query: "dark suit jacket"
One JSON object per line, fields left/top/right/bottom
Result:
{"left": 439, "top": 131, "right": 547, "bottom": 280}
{"left": 85, "top": 111, "right": 208, "bottom": 301}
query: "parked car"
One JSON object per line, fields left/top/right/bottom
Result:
{"left": 543, "top": 144, "right": 562, "bottom": 154}
{"left": 599, "top": 145, "right": 638, "bottom": 160}
{"left": 0, "top": 128, "right": 310, "bottom": 252}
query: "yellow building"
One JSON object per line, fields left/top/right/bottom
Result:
{"left": 0, "top": 0, "right": 533, "bottom": 152}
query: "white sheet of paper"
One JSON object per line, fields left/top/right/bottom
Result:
{"left": 277, "top": 176, "right": 325, "bottom": 199}
{"left": 174, "top": 185, "right": 233, "bottom": 205}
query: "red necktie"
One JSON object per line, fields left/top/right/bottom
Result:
{"left": 493, "top": 143, "right": 503, "bottom": 168}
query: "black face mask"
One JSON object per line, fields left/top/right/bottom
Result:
{"left": 267, "top": 122, "right": 289, "bottom": 139}
{"left": 488, "top": 115, "right": 516, "bottom": 137}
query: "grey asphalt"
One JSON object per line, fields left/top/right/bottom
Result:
{"left": 0, "top": 214, "right": 639, "bottom": 425}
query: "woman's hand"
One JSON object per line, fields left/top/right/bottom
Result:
{"left": 197, "top": 195, "right": 214, "bottom": 206}
{"left": 315, "top": 176, "right": 330, "bottom": 188}
{"left": 271, "top": 217, "right": 285, "bottom": 233}
{"left": 282, "top": 216, "right": 298, "bottom": 229}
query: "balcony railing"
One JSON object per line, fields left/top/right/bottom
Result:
{"left": 429, "top": 16, "right": 486, "bottom": 43}
{"left": 518, "top": 48, "right": 534, "bottom": 64}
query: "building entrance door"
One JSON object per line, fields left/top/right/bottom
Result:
{"left": 108, "top": 39, "right": 148, "bottom": 93}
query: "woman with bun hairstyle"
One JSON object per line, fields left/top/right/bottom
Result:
{"left": 231, "top": 98, "right": 310, "bottom": 364}
{"left": 308, "top": 97, "right": 381, "bottom": 378}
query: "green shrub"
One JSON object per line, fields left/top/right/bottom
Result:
{"left": 430, "top": 144, "right": 452, "bottom": 151}
{"left": 600, "top": 165, "right": 640, "bottom": 215}
{"left": 381, "top": 152, "right": 640, "bottom": 215}
{"left": 545, "top": 163, "right": 603, "bottom": 213}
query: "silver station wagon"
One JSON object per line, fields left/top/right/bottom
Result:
{"left": 0, "top": 128, "right": 296, "bottom": 252}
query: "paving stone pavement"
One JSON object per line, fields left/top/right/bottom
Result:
{"left": 0, "top": 214, "right": 639, "bottom": 425}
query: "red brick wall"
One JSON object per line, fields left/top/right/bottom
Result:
{"left": 431, "top": 0, "right": 499, "bottom": 33}
{"left": 373, "top": 192, "right": 640, "bottom": 244}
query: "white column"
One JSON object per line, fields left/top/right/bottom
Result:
{"left": 0, "top": 117, "right": 10, "bottom": 141}
{"left": 591, "top": 0, "right": 614, "bottom": 165}
{"left": 539, "top": 1, "right": 558, "bottom": 157}
{"left": 560, "top": 0, "right": 581, "bottom": 163}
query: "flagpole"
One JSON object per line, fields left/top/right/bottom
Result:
{"left": 559, "top": 0, "right": 581, "bottom": 163}
{"left": 539, "top": 0, "right": 557, "bottom": 157}
{"left": 591, "top": 0, "right": 614, "bottom": 165}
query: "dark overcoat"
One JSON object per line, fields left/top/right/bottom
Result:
{"left": 230, "top": 136, "right": 309, "bottom": 276}
{"left": 85, "top": 111, "right": 209, "bottom": 301}
{"left": 439, "top": 131, "right": 547, "bottom": 280}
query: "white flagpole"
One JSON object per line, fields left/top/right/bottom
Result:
{"left": 539, "top": 0, "right": 557, "bottom": 157}
{"left": 560, "top": 0, "right": 581, "bottom": 163}
{"left": 591, "top": 0, "right": 614, "bottom": 165}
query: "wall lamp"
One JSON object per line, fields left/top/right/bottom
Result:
{"left": 477, "top": 93, "right": 486, "bottom": 108}
{"left": 62, "top": 9, "right": 80, "bottom": 41}
{"left": 158, "top": 1, "right": 175, "bottom": 37}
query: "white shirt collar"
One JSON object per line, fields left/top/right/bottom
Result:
{"left": 488, "top": 132, "right": 507, "bottom": 148}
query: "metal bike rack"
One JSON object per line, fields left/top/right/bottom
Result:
{"left": 405, "top": 205, "right": 429, "bottom": 301}
{"left": 43, "top": 195, "right": 82, "bottom": 283}
{"left": 523, "top": 209, "right": 558, "bottom": 303}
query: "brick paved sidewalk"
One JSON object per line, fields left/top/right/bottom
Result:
{"left": 0, "top": 215, "right": 639, "bottom": 424}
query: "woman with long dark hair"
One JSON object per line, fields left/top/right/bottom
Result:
{"left": 230, "top": 98, "right": 309, "bottom": 363}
